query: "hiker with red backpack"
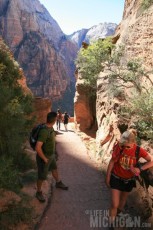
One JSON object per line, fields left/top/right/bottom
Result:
{"left": 35, "top": 111, "right": 68, "bottom": 202}
{"left": 106, "top": 129, "right": 153, "bottom": 228}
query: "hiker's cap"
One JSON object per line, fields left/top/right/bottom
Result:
{"left": 119, "top": 130, "right": 130, "bottom": 144}
{"left": 119, "top": 129, "right": 136, "bottom": 145}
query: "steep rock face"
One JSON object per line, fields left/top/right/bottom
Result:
{"left": 96, "top": 0, "right": 153, "bottom": 220}
{"left": 115, "top": 0, "right": 153, "bottom": 69}
{"left": 68, "top": 22, "right": 117, "bottom": 48}
{"left": 85, "top": 22, "right": 117, "bottom": 44}
{"left": 17, "top": 69, "right": 32, "bottom": 95}
{"left": 32, "top": 97, "right": 51, "bottom": 124}
{"left": 0, "top": 0, "right": 78, "bottom": 108}
{"left": 0, "top": 37, "right": 31, "bottom": 95}
{"left": 67, "top": 29, "right": 88, "bottom": 48}
{"left": 96, "top": 0, "right": 153, "bottom": 157}
{"left": 74, "top": 75, "right": 94, "bottom": 131}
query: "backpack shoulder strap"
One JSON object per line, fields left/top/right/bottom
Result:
{"left": 135, "top": 145, "right": 140, "bottom": 161}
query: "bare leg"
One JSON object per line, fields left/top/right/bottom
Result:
{"left": 118, "top": 191, "right": 129, "bottom": 211}
{"left": 110, "top": 189, "right": 121, "bottom": 222}
{"left": 37, "top": 179, "right": 43, "bottom": 192}
{"left": 64, "top": 124, "right": 67, "bottom": 131}
{"left": 52, "top": 169, "right": 60, "bottom": 182}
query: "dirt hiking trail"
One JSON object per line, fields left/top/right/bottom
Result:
{"left": 37, "top": 123, "right": 110, "bottom": 230}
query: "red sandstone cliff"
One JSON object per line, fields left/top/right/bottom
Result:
{"left": 0, "top": 0, "right": 78, "bottom": 113}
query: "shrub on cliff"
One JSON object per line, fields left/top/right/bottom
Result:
{"left": 108, "top": 45, "right": 153, "bottom": 140}
{"left": 142, "top": 0, "right": 153, "bottom": 9}
{"left": 0, "top": 41, "right": 34, "bottom": 189}
{"left": 107, "top": 46, "right": 153, "bottom": 95}
{"left": 121, "top": 89, "right": 153, "bottom": 140}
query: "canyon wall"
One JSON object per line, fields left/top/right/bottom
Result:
{"left": 74, "top": 74, "right": 94, "bottom": 131}
{"left": 96, "top": 0, "right": 153, "bottom": 220}
{"left": 96, "top": 0, "right": 153, "bottom": 159}
{"left": 74, "top": 0, "right": 153, "bottom": 219}
{"left": 0, "top": 0, "right": 78, "bottom": 113}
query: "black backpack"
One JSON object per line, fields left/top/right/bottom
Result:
{"left": 29, "top": 124, "right": 46, "bottom": 150}
{"left": 135, "top": 146, "right": 153, "bottom": 188}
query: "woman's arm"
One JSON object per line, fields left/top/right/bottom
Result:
{"left": 106, "top": 158, "right": 115, "bottom": 187}
{"left": 139, "top": 154, "right": 153, "bottom": 171}
{"left": 131, "top": 154, "right": 153, "bottom": 175}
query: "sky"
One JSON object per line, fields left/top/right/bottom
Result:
{"left": 39, "top": 0, "right": 125, "bottom": 35}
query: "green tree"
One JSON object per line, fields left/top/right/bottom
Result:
{"left": 75, "top": 37, "right": 114, "bottom": 93}
{"left": 75, "top": 37, "right": 114, "bottom": 129}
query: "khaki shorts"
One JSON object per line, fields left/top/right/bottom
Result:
{"left": 36, "top": 154, "right": 57, "bottom": 180}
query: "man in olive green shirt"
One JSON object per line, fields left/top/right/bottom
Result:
{"left": 35, "top": 111, "right": 68, "bottom": 202}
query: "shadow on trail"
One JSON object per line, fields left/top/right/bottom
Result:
{"left": 37, "top": 128, "right": 110, "bottom": 230}
{"left": 55, "top": 131, "right": 64, "bottom": 135}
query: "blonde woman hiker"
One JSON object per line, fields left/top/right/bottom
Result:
{"left": 106, "top": 129, "right": 153, "bottom": 229}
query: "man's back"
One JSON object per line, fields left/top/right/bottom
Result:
{"left": 37, "top": 126, "right": 55, "bottom": 157}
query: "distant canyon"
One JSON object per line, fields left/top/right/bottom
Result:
{"left": 0, "top": 0, "right": 117, "bottom": 114}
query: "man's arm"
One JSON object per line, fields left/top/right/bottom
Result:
{"left": 35, "top": 141, "right": 48, "bottom": 164}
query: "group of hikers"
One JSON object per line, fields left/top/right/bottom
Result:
{"left": 56, "top": 109, "right": 70, "bottom": 131}
{"left": 34, "top": 111, "right": 153, "bottom": 229}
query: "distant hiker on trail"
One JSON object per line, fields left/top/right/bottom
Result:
{"left": 105, "top": 129, "right": 153, "bottom": 228}
{"left": 63, "top": 112, "right": 70, "bottom": 132}
{"left": 35, "top": 111, "right": 68, "bottom": 203}
{"left": 56, "top": 109, "right": 62, "bottom": 130}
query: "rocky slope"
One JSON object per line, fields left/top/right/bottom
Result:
{"left": 96, "top": 0, "right": 153, "bottom": 222}
{"left": 0, "top": 0, "right": 78, "bottom": 113}
{"left": 68, "top": 22, "right": 117, "bottom": 47}
{"left": 96, "top": 0, "right": 153, "bottom": 157}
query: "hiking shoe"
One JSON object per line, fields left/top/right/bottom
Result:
{"left": 36, "top": 191, "right": 46, "bottom": 202}
{"left": 56, "top": 181, "right": 68, "bottom": 190}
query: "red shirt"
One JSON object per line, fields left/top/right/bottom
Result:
{"left": 112, "top": 143, "right": 148, "bottom": 179}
